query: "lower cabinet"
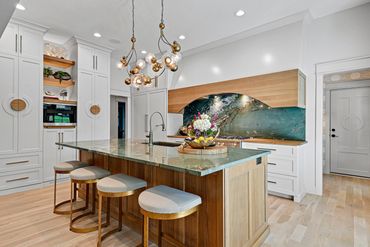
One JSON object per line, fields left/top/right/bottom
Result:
{"left": 242, "top": 142, "right": 305, "bottom": 202}
{"left": 43, "top": 128, "right": 77, "bottom": 182}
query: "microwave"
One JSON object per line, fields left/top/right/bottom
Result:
{"left": 43, "top": 103, "right": 77, "bottom": 126}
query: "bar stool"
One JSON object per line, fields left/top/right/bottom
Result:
{"left": 53, "top": 161, "right": 89, "bottom": 215}
{"left": 69, "top": 166, "right": 111, "bottom": 233}
{"left": 96, "top": 174, "right": 147, "bottom": 247}
{"left": 138, "top": 185, "right": 202, "bottom": 247}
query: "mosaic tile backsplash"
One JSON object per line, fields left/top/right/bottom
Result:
{"left": 183, "top": 93, "right": 305, "bottom": 141}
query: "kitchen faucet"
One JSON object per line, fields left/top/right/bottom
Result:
{"left": 146, "top": 111, "right": 166, "bottom": 146}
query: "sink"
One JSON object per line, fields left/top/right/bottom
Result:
{"left": 142, "top": 141, "right": 182, "bottom": 147}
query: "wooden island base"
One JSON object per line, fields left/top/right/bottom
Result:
{"left": 79, "top": 150, "right": 269, "bottom": 247}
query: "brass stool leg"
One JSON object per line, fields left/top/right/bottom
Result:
{"left": 53, "top": 172, "right": 57, "bottom": 209}
{"left": 98, "top": 196, "right": 123, "bottom": 246}
{"left": 196, "top": 210, "right": 199, "bottom": 247}
{"left": 157, "top": 220, "right": 162, "bottom": 247}
{"left": 143, "top": 215, "right": 149, "bottom": 247}
{"left": 97, "top": 194, "right": 103, "bottom": 247}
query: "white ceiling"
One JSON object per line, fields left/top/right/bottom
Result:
{"left": 12, "top": 0, "right": 370, "bottom": 53}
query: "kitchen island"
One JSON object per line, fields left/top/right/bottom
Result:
{"left": 58, "top": 139, "right": 270, "bottom": 247}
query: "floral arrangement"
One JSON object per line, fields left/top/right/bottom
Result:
{"left": 185, "top": 113, "right": 219, "bottom": 148}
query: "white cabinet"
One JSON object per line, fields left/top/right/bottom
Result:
{"left": 132, "top": 89, "right": 167, "bottom": 140}
{"left": 78, "top": 44, "right": 110, "bottom": 75}
{"left": 242, "top": 142, "right": 305, "bottom": 202}
{"left": 43, "top": 128, "right": 77, "bottom": 182}
{"left": 75, "top": 40, "right": 111, "bottom": 141}
{"left": 0, "top": 22, "right": 43, "bottom": 60}
{"left": 0, "top": 20, "right": 45, "bottom": 194}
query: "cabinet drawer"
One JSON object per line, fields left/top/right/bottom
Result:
{"left": 0, "top": 168, "right": 42, "bottom": 191}
{"left": 268, "top": 157, "right": 296, "bottom": 176}
{"left": 267, "top": 173, "right": 296, "bottom": 196}
{"left": 0, "top": 154, "right": 41, "bottom": 173}
{"left": 242, "top": 142, "right": 294, "bottom": 157}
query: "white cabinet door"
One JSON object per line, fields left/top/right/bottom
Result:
{"left": 18, "top": 58, "right": 42, "bottom": 153}
{"left": 93, "top": 74, "right": 110, "bottom": 140}
{"left": 148, "top": 90, "right": 167, "bottom": 141}
{"left": 18, "top": 26, "right": 43, "bottom": 61}
{"left": 77, "top": 71, "right": 94, "bottom": 141}
{"left": 0, "top": 54, "right": 18, "bottom": 155}
{"left": 43, "top": 129, "right": 59, "bottom": 182}
{"left": 60, "top": 129, "right": 77, "bottom": 162}
{"left": 94, "top": 49, "right": 109, "bottom": 76}
{"left": 133, "top": 93, "right": 148, "bottom": 139}
{"left": 78, "top": 45, "right": 94, "bottom": 72}
{"left": 0, "top": 23, "right": 18, "bottom": 57}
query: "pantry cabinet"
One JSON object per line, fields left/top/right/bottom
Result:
{"left": 73, "top": 39, "right": 111, "bottom": 141}
{"left": 43, "top": 128, "right": 77, "bottom": 182}
{"left": 0, "top": 20, "right": 46, "bottom": 194}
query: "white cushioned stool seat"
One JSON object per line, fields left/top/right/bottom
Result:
{"left": 138, "top": 185, "right": 202, "bottom": 214}
{"left": 54, "top": 161, "right": 89, "bottom": 172}
{"left": 97, "top": 174, "right": 147, "bottom": 193}
{"left": 70, "top": 166, "right": 111, "bottom": 181}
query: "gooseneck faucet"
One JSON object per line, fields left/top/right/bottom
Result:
{"left": 147, "top": 111, "right": 166, "bottom": 146}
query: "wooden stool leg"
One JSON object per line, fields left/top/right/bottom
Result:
{"left": 157, "top": 220, "right": 162, "bottom": 247}
{"left": 143, "top": 215, "right": 149, "bottom": 247}
{"left": 97, "top": 194, "right": 103, "bottom": 247}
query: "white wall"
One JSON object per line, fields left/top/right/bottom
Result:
{"left": 172, "top": 22, "right": 303, "bottom": 88}
{"left": 110, "top": 54, "right": 131, "bottom": 96}
{"left": 168, "top": 3, "right": 370, "bottom": 196}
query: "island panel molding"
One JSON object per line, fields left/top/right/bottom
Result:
{"left": 78, "top": 150, "right": 269, "bottom": 247}
{"left": 168, "top": 69, "right": 306, "bottom": 113}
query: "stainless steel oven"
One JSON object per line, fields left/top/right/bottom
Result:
{"left": 43, "top": 102, "right": 77, "bottom": 127}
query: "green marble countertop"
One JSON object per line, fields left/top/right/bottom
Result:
{"left": 57, "top": 139, "right": 269, "bottom": 176}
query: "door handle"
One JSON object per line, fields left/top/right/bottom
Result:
{"left": 15, "top": 34, "right": 18, "bottom": 52}
{"left": 6, "top": 176, "right": 29, "bottom": 183}
{"left": 331, "top": 134, "right": 339, "bottom": 138}
{"left": 20, "top": 35, "right": 22, "bottom": 54}
{"left": 61, "top": 132, "right": 64, "bottom": 149}
{"left": 58, "top": 132, "right": 61, "bottom": 150}
{"left": 93, "top": 55, "right": 95, "bottom": 70}
{"left": 268, "top": 162, "right": 277, "bottom": 166}
{"left": 6, "top": 160, "right": 29, "bottom": 165}
{"left": 96, "top": 56, "right": 98, "bottom": 71}
{"left": 267, "top": 180, "right": 277, "bottom": 184}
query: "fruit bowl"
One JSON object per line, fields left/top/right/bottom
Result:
{"left": 184, "top": 137, "right": 217, "bottom": 149}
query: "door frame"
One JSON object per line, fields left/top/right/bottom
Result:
{"left": 324, "top": 83, "right": 370, "bottom": 174}
{"left": 315, "top": 55, "right": 370, "bottom": 195}
{"left": 110, "top": 91, "right": 131, "bottom": 139}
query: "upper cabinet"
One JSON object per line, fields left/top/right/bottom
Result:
{"left": 78, "top": 44, "right": 110, "bottom": 75}
{"left": 168, "top": 69, "right": 306, "bottom": 113}
{"left": 0, "top": 22, "right": 43, "bottom": 61}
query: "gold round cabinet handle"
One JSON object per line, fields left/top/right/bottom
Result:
{"left": 10, "top": 99, "right": 27, "bottom": 111}
{"left": 90, "top": 104, "right": 101, "bottom": 115}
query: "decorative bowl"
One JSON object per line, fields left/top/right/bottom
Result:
{"left": 185, "top": 137, "right": 217, "bottom": 149}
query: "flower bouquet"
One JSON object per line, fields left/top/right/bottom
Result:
{"left": 185, "top": 113, "right": 219, "bottom": 149}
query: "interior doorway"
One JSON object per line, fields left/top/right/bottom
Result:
{"left": 110, "top": 96, "right": 128, "bottom": 139}
{"left": 329, "top": 86, "right": 370, "bottom": 177}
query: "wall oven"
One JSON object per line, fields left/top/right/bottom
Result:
{"left": 43, "top": 102, "right": 77, "bottom": 127}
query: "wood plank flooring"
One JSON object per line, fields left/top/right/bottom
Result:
{"left": 0, "top": 174, "right": 369, "bottom": 247}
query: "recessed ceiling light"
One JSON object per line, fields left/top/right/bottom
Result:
{"left": 141, "top": 50, "right": 147, "bottom": 54}
{"left": 93, "top": 32, "right": 102, "bottom": 38}
{"left": 235, "top": 9, "right": 245, "bottom": 17}
{"left": 16, "top": 3, "right": 26, "bottom": 11}
{"left": 178, "top": 35, "right": 186, "bottom": 40}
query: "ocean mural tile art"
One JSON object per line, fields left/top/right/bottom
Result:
{"left": 182, "top": 93, "right": 305, "bottom": 141}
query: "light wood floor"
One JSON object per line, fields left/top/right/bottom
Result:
{"left": 0, "top": 174, "right": 369, "bottom": 247}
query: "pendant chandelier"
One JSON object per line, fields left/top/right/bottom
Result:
{"left": 119, "top": 0, "right": 182, "bottom": 88}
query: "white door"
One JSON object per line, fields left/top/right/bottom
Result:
{"left": 94, "top": 49, "right": 109, "bottom": 76}
{"left": 43, "top": 129, "right": 59, "bottom": 182}
{"left": 133, "top": 93, "right": 148, "bottom": 139}
{"left": 0, "top": 23, "right": 18, "bottom": 56}
{"left": 18, "top": 26, "right": 43, "bottom": 61}
{"left": 60, "top": 128, "right": 77, "bottom": 162}
{"left": 78, "top": 45, "right": 94, "bottom": 72}
{"left": 0, "top": 54, "right": 18, "bottom": 154}
{"left": 148, "top": 90, "right": 167, "bottom": 141}
{"left": 77, "top": 71, "right": 94, "bottom": 141}
{"left": 18, "top": 58, "right": 42, "bottom": 153}
{"left": 93, "top": 74, "right": 110, "bottom": 140}
{"left": 330, "top": 87, "right": 370, "bottom": 177}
